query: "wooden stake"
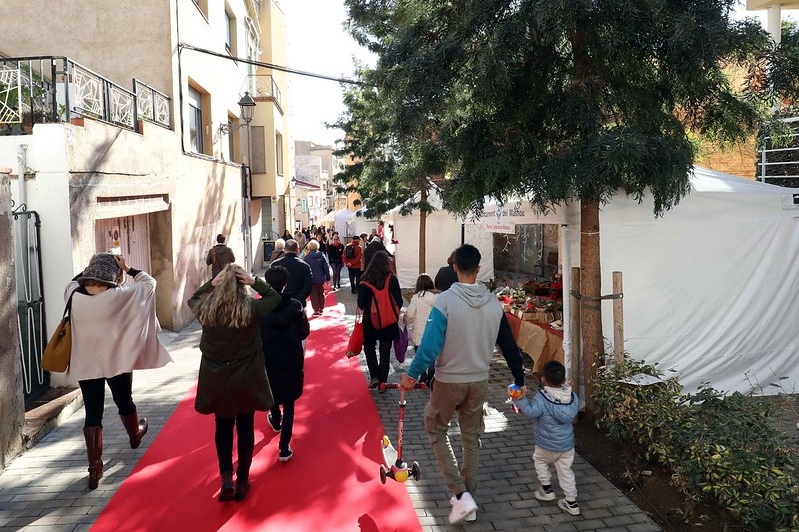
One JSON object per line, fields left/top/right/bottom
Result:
{"left": 612, "top": 271, "right": 624, "bottom": 362}
{"left": 570, "top": 267, "right": 581, "bottom": 392}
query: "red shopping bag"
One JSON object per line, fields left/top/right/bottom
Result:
{"left": 346, "top": 312, "right": 364, "bottom": 358}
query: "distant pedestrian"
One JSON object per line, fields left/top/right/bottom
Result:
{"left": 363, "top": 235, "right": 388, "bottom": 271}
{"left": 327, "top": 233, "right": 345, "bottom": 290}
{"left": 271, "top": 239, "right": 313, "bottom": 307}
{"left": 188, "top": 264, "right": 281, "bottom": 502}
{"left": 512, "top": 360, "right": 580, "bottom": 516}
{"left": 434, "top": 251, "right": 458, "bottom": 292}
{"left": 303, "top": 239, "right": 331, "bottom": 316}
{"left": 269, "top": 238, "right": 286, "bottom": 262}
{"left": 206, "top": 234, "right": 235, "bottom": 279}
{"left": 260, "top": 266, "right": 310, "bottom": 463}
{"left": 343, "top": 235, "right": 364, "bottom": 293}
{"left": 66, "top": 253, "right": 172, "bottom": 490}
{"left": 399, "top": 244, "right": 526, "bottom": 524}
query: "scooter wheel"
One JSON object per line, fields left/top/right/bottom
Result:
{"left": 411, "top": 461, "right": 421, "bottom": 481}
{"left": 380, "top": 464, "right": 388, "bottom": 484}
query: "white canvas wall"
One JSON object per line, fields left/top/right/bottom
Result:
{"left": 387, "top": 168, "right": 799, "bottom": 396}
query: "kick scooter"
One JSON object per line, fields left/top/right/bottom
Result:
{"left": 378, "top": 382, "right": 425, "bottom": 484}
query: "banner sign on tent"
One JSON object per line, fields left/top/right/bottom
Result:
{"left": 484, "top": 220, "right": 515, "bottom": 234}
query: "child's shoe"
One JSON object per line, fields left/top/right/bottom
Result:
{"left": 558, "top": 498, "right": 580, "bottom": 515}
{"left": 534, "top": 485, "right": 556, "bottom": 501}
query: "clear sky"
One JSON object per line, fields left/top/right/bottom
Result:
{"left": 280, "top": 1, "right": 795, "bottom": 147}
{"left": 282, "top": 1, "right": 374, "bottom": 148}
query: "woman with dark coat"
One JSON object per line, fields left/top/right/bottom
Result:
{"left": 303, "top": 239, "right": 331, "bottom": 315}
{"left": 326, "top": 233, "right": 344, "bottom": 290}
{"left": 188, "top": 264, "right": 281, "bottom": 502}
{"left": 357, "top": 250, "right": 403, "bottom": 390}
{"left": 260, "top": 266, "right": 310, "bottom": 462}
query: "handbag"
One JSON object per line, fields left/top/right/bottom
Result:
{"left": 41, "top": 290, "right": 77, "bottom": 372}
{"left": 393, "top": 322, "right": 409, "bottom": 363}
{"left": 346, "top": 309, "right": 364, "bottom": 358}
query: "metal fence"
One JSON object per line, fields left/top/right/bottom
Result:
{"left": 0, "top": 56, "right": 171, "bottom": 134}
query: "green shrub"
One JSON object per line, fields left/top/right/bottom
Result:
{"left": 592, "top": 357, "right": 799, "bottom": 531}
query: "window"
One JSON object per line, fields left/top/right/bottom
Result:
{"left": 192, "top": 0, "right": 209, "bottom": 19}
{"left": 188, "top": 87, "right": 204, "bottom": 154}
{"left": 224, "top": 6, "right": 237, "bottom": 56}
{"left": 275, "top": 133, "right": 284, "bottom": 176}
{"left": 224, "top": 10, "right": 232, "bottom": 53}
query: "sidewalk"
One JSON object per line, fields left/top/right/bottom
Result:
{"left": 0, "top": 274, "right": 662, "bottom": 531}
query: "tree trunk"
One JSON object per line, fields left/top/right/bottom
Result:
{"left": 419, "top": 186, "right": 427, "bottom": 274}
{"left": 580, "top": 199, "right": 603, "bottom": 415}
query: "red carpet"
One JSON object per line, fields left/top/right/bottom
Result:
{"left": 93, "top": 287, "right": 421, "bottom": 532}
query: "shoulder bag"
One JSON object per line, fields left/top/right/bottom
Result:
{"left": 41, "top": 290, "right": 77, "bottom": 372}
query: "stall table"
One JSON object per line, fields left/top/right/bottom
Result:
{"left": 505, "top": 312, "right": 564, "bottom": 374}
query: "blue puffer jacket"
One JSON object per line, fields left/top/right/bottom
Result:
{"left": 514, "top": 385, "right": 579, "bottom": 452}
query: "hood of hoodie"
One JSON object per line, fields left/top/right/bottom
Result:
{"left": 447, "top": 282, "right": 493, "bottom": 309}
{"left": 542, "top": 384, "right": 574, "bottom": 404}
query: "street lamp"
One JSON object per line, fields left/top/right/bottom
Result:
{"left": 215, "top": 92, "right": 258, "bottom": 272}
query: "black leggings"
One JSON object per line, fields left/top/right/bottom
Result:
{"left": 79, "top": 373, "right": 136, "bottom": 428}
{"left": 214, "top": 413, "right": 255, "bottom": 476}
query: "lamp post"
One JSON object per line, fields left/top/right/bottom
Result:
{"left": 238, "top": 92, "right": 256, "bottom": 272}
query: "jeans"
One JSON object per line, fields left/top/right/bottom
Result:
{"left": 423, "top": 380, "right": 487, "bottom": 495}
{"left": 214, "top": 412, "right": 255, "bottom": 478}
{"left": 331, "top": 262, "right": 343, "bottom": 288}
{"left": 270, "top": 401, "right": 296, "bottom": 452}
{"left": 79, "top": 372, "right": 136, "bottom": 428}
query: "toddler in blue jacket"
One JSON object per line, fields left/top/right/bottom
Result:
{"left": 513, "top": 360, "right": 580, "bottom": 516}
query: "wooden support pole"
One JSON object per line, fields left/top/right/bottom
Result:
{"left": 613, "top": 271, "right": 624, "bottom": 362}
{"left": 570, "top": 267, "right": 581, "bottom": 390}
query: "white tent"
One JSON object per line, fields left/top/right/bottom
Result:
{"left": 345, "top": 208, "right": 380, "bottom": 239}
{"left": 388, "top": 166, "right": 799, "bottom": 396}
{"left": 320, "top": 208, "right": 357, "bottom": 237}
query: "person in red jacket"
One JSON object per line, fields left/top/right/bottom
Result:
{"left": 343, "top": 235, "right": 363, "bottom": 293}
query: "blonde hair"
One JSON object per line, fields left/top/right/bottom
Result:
{"left": 193, "top": 264, "right": 253, "bottom": 328}
{"left": 308, "top": 240, "right": 320, "bottom": 251}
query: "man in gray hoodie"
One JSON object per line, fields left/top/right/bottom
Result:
{"left": 400, "top": 244, "right": 526, "bottom": 524}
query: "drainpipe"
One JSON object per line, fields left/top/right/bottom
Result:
{"left": 16, "top": 144, "right": 27, "bottom": 207}
{"left": 16, "top": 144, "right": 29, "bottom": 277}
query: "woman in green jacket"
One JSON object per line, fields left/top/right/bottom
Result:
{"left": 188, "top": 264, "right": 281, "bottom": 502}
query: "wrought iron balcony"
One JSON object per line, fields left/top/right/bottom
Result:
{"left": 0, "top": 56, "right": 170, "bottom": 135}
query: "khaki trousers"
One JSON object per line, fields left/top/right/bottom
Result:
{"left": 423, "top": 380, "right": 487, "bottom": 495}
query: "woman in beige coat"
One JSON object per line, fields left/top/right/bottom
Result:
{"left": 66, "top": 253, "right": 172, "bottom": 489}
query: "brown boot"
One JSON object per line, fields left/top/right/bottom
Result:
{"left": 83, "top": 426, "right": 103, "bottom": 490}
{"left": 120, "top": 411, "right": 148, "bottom": 449}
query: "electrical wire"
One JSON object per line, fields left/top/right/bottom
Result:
{"left": 177, "top": 43, "right": 368, "bottom": 86}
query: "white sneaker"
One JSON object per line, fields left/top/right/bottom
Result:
{"left": 449, "top": 492, "right": 478, "bottom": 524}
{"left": 450, "top": 496, "right": 477, "bottom": 522}
{"left": 534, "top": 487, "right": 556, "bottom": 501}
{"left": 558, "top": 498, "right": 580, "bottom": 516}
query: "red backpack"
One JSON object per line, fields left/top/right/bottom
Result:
{"left": 361, "top": 277, "right": 400, "bottom": 329}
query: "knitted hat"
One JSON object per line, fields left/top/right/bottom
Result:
{"left": 78, "top": 253, "right": 121, "bottom": 286}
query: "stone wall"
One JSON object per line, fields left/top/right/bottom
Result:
{"left": 0, "top": 174, "right": 24, "bottom": 470}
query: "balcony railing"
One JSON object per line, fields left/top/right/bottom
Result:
{"left": 250, "top": 74, "right": 282, "bottom": 109}
{"left": 0, "top": 56, "right": 170, "bottom": 134}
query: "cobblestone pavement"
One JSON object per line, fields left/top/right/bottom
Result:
{"left": 0, "top": 273, "right": 662, "bottom": 531}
